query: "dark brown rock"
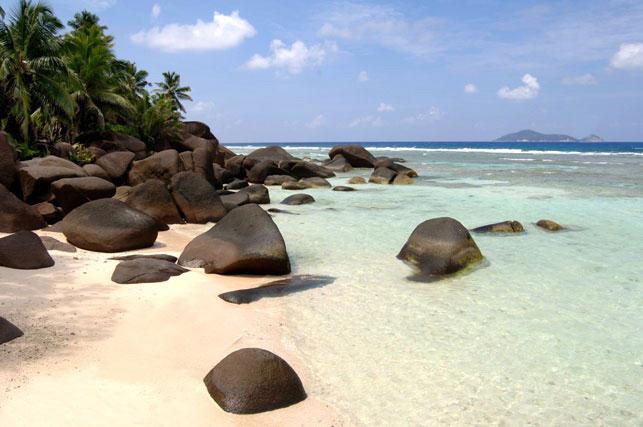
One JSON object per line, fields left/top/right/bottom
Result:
{"left": 224, "top": 155, "right": 246, "bottom": 178}
{"left": 183, "top": 121, "right": 217, "bottom": 141}
{"left": 52, "top": 142, "right": 72, "bottom": 159}
{"left": 40, "top": 235, "right": 77, "bottom": 252}
{"left": 282, "top": 181, "right": 308, "bottom": 190}
{"left": 109, "top": 254, "right": 178, "bottom": 263}
{"left": 397, "top": 217, "right": 483, "bottom": 276}
{"left": 192, "top": 146, "right": 216, "bottom": 185}
{"left": 324, "top": 154, "right": 352, "bottom": 172}
{"left": 289, "top": 161, "right": 335, "bottom": 180}
{"left": 170, "top": 172, "right": 226, "bottom": 223}
{"left": 126, "top": 179, "right": 183, "bottom": 227}
{"left": 0, "top": 184, "right": 47, "bottom": 232}
{"left": 471, "top": 221, "right": 525, "bottom": 234}
{"left": 18, "top": 156, "right": 87, "bottom": 203}
{"left": 226, "top": 179, "right": 249, "bottom": 190}
{"left": 51, "top": 176, "right": 116, "bottom": 213}
{"left": 179, "top": 204, "right": 290, "bottom": 275}
{"left": 178, "top": 151, "right": 194, "bottom": 171}
{"left": 332, "top": 186, "right": 356, "bottom": 192}
{"left": 243, "top": 146, "right": 298, "bottom": 170}
{"left": 96, "top": 151, "right": 135, "bottom": 181}
{"left": 237, "top": 184, "right": 270, "bottom": 204}
{"left": 247, "top": 160, "right": 289, "bottom": 184}
{"left": 111, "top": 258, "right": 188, "bottom": 284}
{"left": 213, "top": 164, "right": 234, "bottom": 186}
{"left": 219, "top": 275, "right": 334, "bottom": 304}
{"left": 61, "top": 199, "right": 158, "bottom": 252}
{"left": 347, "top": 176, "right": 367, "bottom": 185}
{"left": 220, "top": 192, "right": 249, "bottom": 211}
{"left": 128, "top": 150, "right": 180, "bottom": 186}
{"left": 214, "top": 145, "right": 236, "bottom": 167}
{"left": 179, "top": 135, "right": 215, "bottom": 152}
{"left": 203, "top": 348, "right": 306, "bottom": 414}
{"left": 34, "top": 201, "right": 63, "bottom": 224}
{"left": 281, "top": 194, "right": 315, "bottom": 205}
{"left": 300, "top": 177, "right": 331, "bottom": 188}
{"left": 0, "top": 317, "right": 24, "bottom": 345}
{"left": 329, "top": 145, "right": 377, "bottom": 168}
{"left": 0, "top": 231, "right": 55, "bottom": 269}
{"left": 536, "top": 219, "right": 563, "bottom": 231}
{"left": 82, "top": 164, "right": 110, "bottom": 180}
{"left": 264, "top": 175, "right": 296, "bottom": 186}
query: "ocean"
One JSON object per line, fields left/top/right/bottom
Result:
{"left": 228, "top": 142, "right": 643, "bottom": 425}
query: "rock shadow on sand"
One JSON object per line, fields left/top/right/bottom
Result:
{"left": 219, "top": 275, "right": 335, "bottom": 304}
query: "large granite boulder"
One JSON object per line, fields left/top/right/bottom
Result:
{"left": 0, "top": 131, "right": 18, "bottom": 189}
{"left": 243, "top": 146, "right": 298, "bottom": 170}
{"left": 300, "top": 177, "right": 331, "bottom": 188}
{"left": 111, "top": 258, "right": 188, "bottom": 284}
{"left": 179, "top": 204, "right": 290, "bottom": 275}
{"left": 226, "top": 178, "right": 249, "bottom": 190}
{"left": 220, "top": 192, "right": 249, "bottom": 211}
{"left": 213, "top": 164, "right": 234, "bottom": 186}
{"left": 170, "top": 172, "right": 226, "bottom": 223}
{"left": 214, "top": 145, "right": 236, "bottom": 167}
{"left": 96, "top": 151, "right": 135, "bottom": 181}
{"left": 328, "top": 145, "right": 377, "bottom": 168}
{"left": 0, "top": 317, "right": 24, "bottom": 345}
{"left": 183, "top": 121, "right": 218, "bottom": 141}
{"left": 126, "top": 179, "right": 183, "bottom": 227}
{"left": 247, "top": 160, "right": 289, "bottom": 184}
{"left": 34, "top": 201, "right": 63, "bottom": 224}
{"left": 397, "top": 217, "right": 483, "bottom": 276}
{"left": 237, "top": 184, "right": 270, "bottom": 204}
{"left": 178, "top": 135, "right": 215, "bottom": 152}
{"left": 61, "top": 199, "right": 158, "bottom": 252}
{"left": 192, "top": 147, "right": 215, "bottom": 185}
{"left": 224, "top": 155, "right": 246, "bottom": 178}
{"left": 128, "top": 150, "right": 180, "bottom": 186}
{"left": 203, "top": 348, "right": 306, "bottom": 414}
{"left": 0, "top": 231, "right": 55, "bottom": 269}
{"left": 471, "top": 221, "right": 525, "bottom": 234}
{"left": 18, "top": 156, "right": 87, "bottom": 202}
{"left": 77, "top": 131, "right": 147, "bottom": 159}
{"left": 369, "top": 167, "right": 396, "bottom": 184}
{"left": 324, "top": 154, "right": 352, "bottom": 172}
{"left": 282, "top": 194, "right": 315, "bottom": 205}
{"left": 264, "top": 175, "right": 296, "bottom": 186}
{"left": 82, "top": 164, "right": 110, "bottom": 180}
{"left": 51, "top": 176, "right": 116, "bottom": 213}
{"left": 0, "top": 184, "right": 47, "bottom": 233}
{"left": 289, "top": 161, "right": 335, "bottom": 180}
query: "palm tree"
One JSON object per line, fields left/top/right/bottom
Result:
{"left": 64, "top": 24, "right": 132, "bottom": 133}
{"left": 155, "top": 71, "right": 192, "bottom": 114}
{"left": 114, "top": 60, "right": 149, "bottom": 101}
{"left": 67, "top": 10, "right": 105, "bottom": 32}
{"left": 0, "top": 0, "right": 74, "bottom": 145}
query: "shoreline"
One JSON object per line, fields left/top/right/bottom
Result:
{"left": 0, "top": 225, "right": 346, "bottom": 426}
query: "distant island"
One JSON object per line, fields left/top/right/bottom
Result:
{"left": 495, "top": 130, "right": 604, "bottom": 143}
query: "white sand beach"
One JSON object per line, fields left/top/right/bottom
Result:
{"left": 0, "top": 225, "right": 345, "bottom": 426}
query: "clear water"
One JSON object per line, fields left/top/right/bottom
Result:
{"left": 230, "top": 143, "right": 643, "bottom": 425}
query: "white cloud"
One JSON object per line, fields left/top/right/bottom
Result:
{"left": 562, "top": 73, "right": 597, "bottom": 85}
{"left": 498, "top": 74, "right": 540, "bottom": 100}
{"left": 357, "top": 70, "right": 369, "bottom": 82}
{"left": 188, "top": 101, "right": 214, "bottom": 113}
{"left": 151, "top": 4, "right": 161, "bottom": 19}
{"left": 349, "top": 115, "right": 383, "bottom": 128}
{"left": 319, "top": 3, "right": 437, "bottom": 57}
{"left": 131, "top": 11, "right": 256, "bottom": 52}
{"left": 377, "top": 102, "right": 394, "bottom": 112}
{"left": 246, "top": 40, "right": 337, "bottom": 74}
{"left": 464, "top": 83, "right": 478, "bottom": 94}
{"left": 403, "top": 107, "right": 444, "bottom": 124}
{"left": 307, "top": 115, "right": 326, "bottom": 129}
{"left": 610, "top": 43, "right": 643, "bottom": 70}
{"left": 75, "top": 0, "right": 116, "bottom": 10}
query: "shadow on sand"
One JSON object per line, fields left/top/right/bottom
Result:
{"left": 219, "top": 275, "right": 335, "bottom": 305}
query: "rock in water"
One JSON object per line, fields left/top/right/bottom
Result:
{"left": 170, "top": 172, "right": 226, "bottom": 223}
{"left": 0, "top": 184, "right": 47, "bottom": 233}
{"left": 61, "top": 199, "right": 158, "bottom": 253}
{"left": 111, "top": 259, "right": 188, "bottom": 284}
{"left": 126, "top": 179, "right": 183, "bottom": 227}
{"left": 332, "top": 186, "right": 355, "bottom": 192}
{"left": 324, "top": 154, "right": 352, "bottom": 172}
{"left": 471, "top": 220, "right": 525, "bottom": 234}
{"left": 369, "top": 167, "right": 396, "bottom": 184}
{"left": 347, "top": 176, "right": 367, "bottom": 185}
{"left": 179, "top": 204, "right": 290, "bottom": 275}
{"left": 299, "top": 177, "right": 331, "bottom": 188}
{"left": 0, "top": 231, "right": 55, "bottom": 269}
{"left": 397, "top": 217, "right": 483, "bottom": 276}
{"left": 237, "top": 184, "right": 270, "bottom": 204}
{"left": 203, "top": 348, "right": 306, "bottom": 414}
{"left": 264, "top": 175, "right": 296, "bottom": 186}
{"left": 0, "top": 317, "right": 24, "bottom": 345}
{"left": 328, "top": 145, "right": 377, "bottom": 168}
{"left": 281, "top": 194, "right": 315, "bottom": 205}
{"left": 537, "top": 219, "right": 563, "bottom": 231}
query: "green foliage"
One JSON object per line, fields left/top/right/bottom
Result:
{"left": 68, "top": 143, "right": 94, "bottom": 165}
{"left": 136, "top": 95, "right": 183, "bottom": 151}
{"left": 155, "top": 71, "right": 193, "bottom": 114}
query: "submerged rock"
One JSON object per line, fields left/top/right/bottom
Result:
{"left": 281, "top": 194, "right": 315, "bottom": 205}
{"left": 62, "top": 199, "right": 158, "bottom": 253}
{"left": 111, "top": 258, "right": 188, "bottom": 284}
{"left": 397, "top": 217, "right": 483, "bottom": 276}
{"left": 179, "top": 204, "right": 290, "bottom": 275}
{"left": 203, "top": 348, "right": 306, "bottom": 414}
{"left": 471, "top": 220, "right": 525, "bottom": 234}
{"left": 347, "top": 176, "right": 367, "bottom": 185}
{"left": 332, "top": 186, "right": 356, "bottom": 192}
{"left": 0, "top": 317, "right": 24, "bottom": 345}
{"left": 219, "top": 275, "right": 335, "bottom": 304}
{"left": 0, "top": 231, "right": 55, "bottom": 270}
{"left": 536, "top": 219, "right": 563, "bottom": 231}
{"left": 369, "top": 167, "right": 396, "bottom": 184}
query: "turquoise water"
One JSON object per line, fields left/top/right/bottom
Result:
{"left": 232, "top": 145, "right": 643, "bottom": 425}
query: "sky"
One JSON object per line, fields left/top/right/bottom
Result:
{"left": 15, "top": 0, "right": 643, "bottom": 142}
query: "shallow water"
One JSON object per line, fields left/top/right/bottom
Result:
{"left": 233, "top": 144, "right": 643, "bottom": 425}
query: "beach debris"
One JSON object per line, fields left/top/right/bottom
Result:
{"left": 218, "top": 275, "right": 335, "bottom": 304}
{"left": 40, "top": 236, "right": 77, "bottom": 253}
{"left": 51, "top": 176, "right": 116, "bottom": 213}
{"left": 536, "top": 219, "right": 564, "bottom": 231}
{"left": 347, "top": 176, "right": 367, "bottom": 185}
{"left": 237, "top": 184, "right": 270, "bottom": 204}
{"left": 332, "top": 186, "right": 356, "bottom": 192}
{"left": 369, "top": 167, "right": 397, "bottom": 184}
{"left": 170, "top": 172, "right": 227, "bottom": 223}
{"left": 471, "top": 220, "right": 525, "bottom": 233}
{"left": 0, "top": 231, "right": 55, "bottom": 270}
{"left": 281, "top": 194, "right": 315, "bottom": 206}
{"left": 329, "top": 144, "right": 377, "bottom": 168}
{"left": 0, "top": 184, "right": 47, "bottom": 233}
{"left": 61, "top": 199, "right": 158, "bottom": 253}
{"left": 111, "top": 259, "right": 188, "bottom": 284}
{"left": 96, "top": 151, "right": 135, "bottom": 182}
{"left": 126, "top": 179, "right": 183, "bottom": 229}
{"left": 397, "top": 217, "right": 483, "bottom": 277}
{"left": 0, "top": 317, "right": 24, "bottom": 345}
{"left": 203, "top": 348, "right": 307, "bottom": 414}
{"left": 179, "top": 204, "right": 290, "bottom": 275}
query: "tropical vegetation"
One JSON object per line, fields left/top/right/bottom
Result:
{"left": 0, "top": 0, "right": 192, "bottom": 159}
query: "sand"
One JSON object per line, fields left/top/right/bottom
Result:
{"left": 0, "top": 225, "right": 345, "bottom": 426}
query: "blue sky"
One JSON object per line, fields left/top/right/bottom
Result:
{"left": 27, "top": 1, "right": 643, "bottom": 141}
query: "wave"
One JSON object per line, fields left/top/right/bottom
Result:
{"left": 226, "top": 145, "right": 643, "bottom": 157}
